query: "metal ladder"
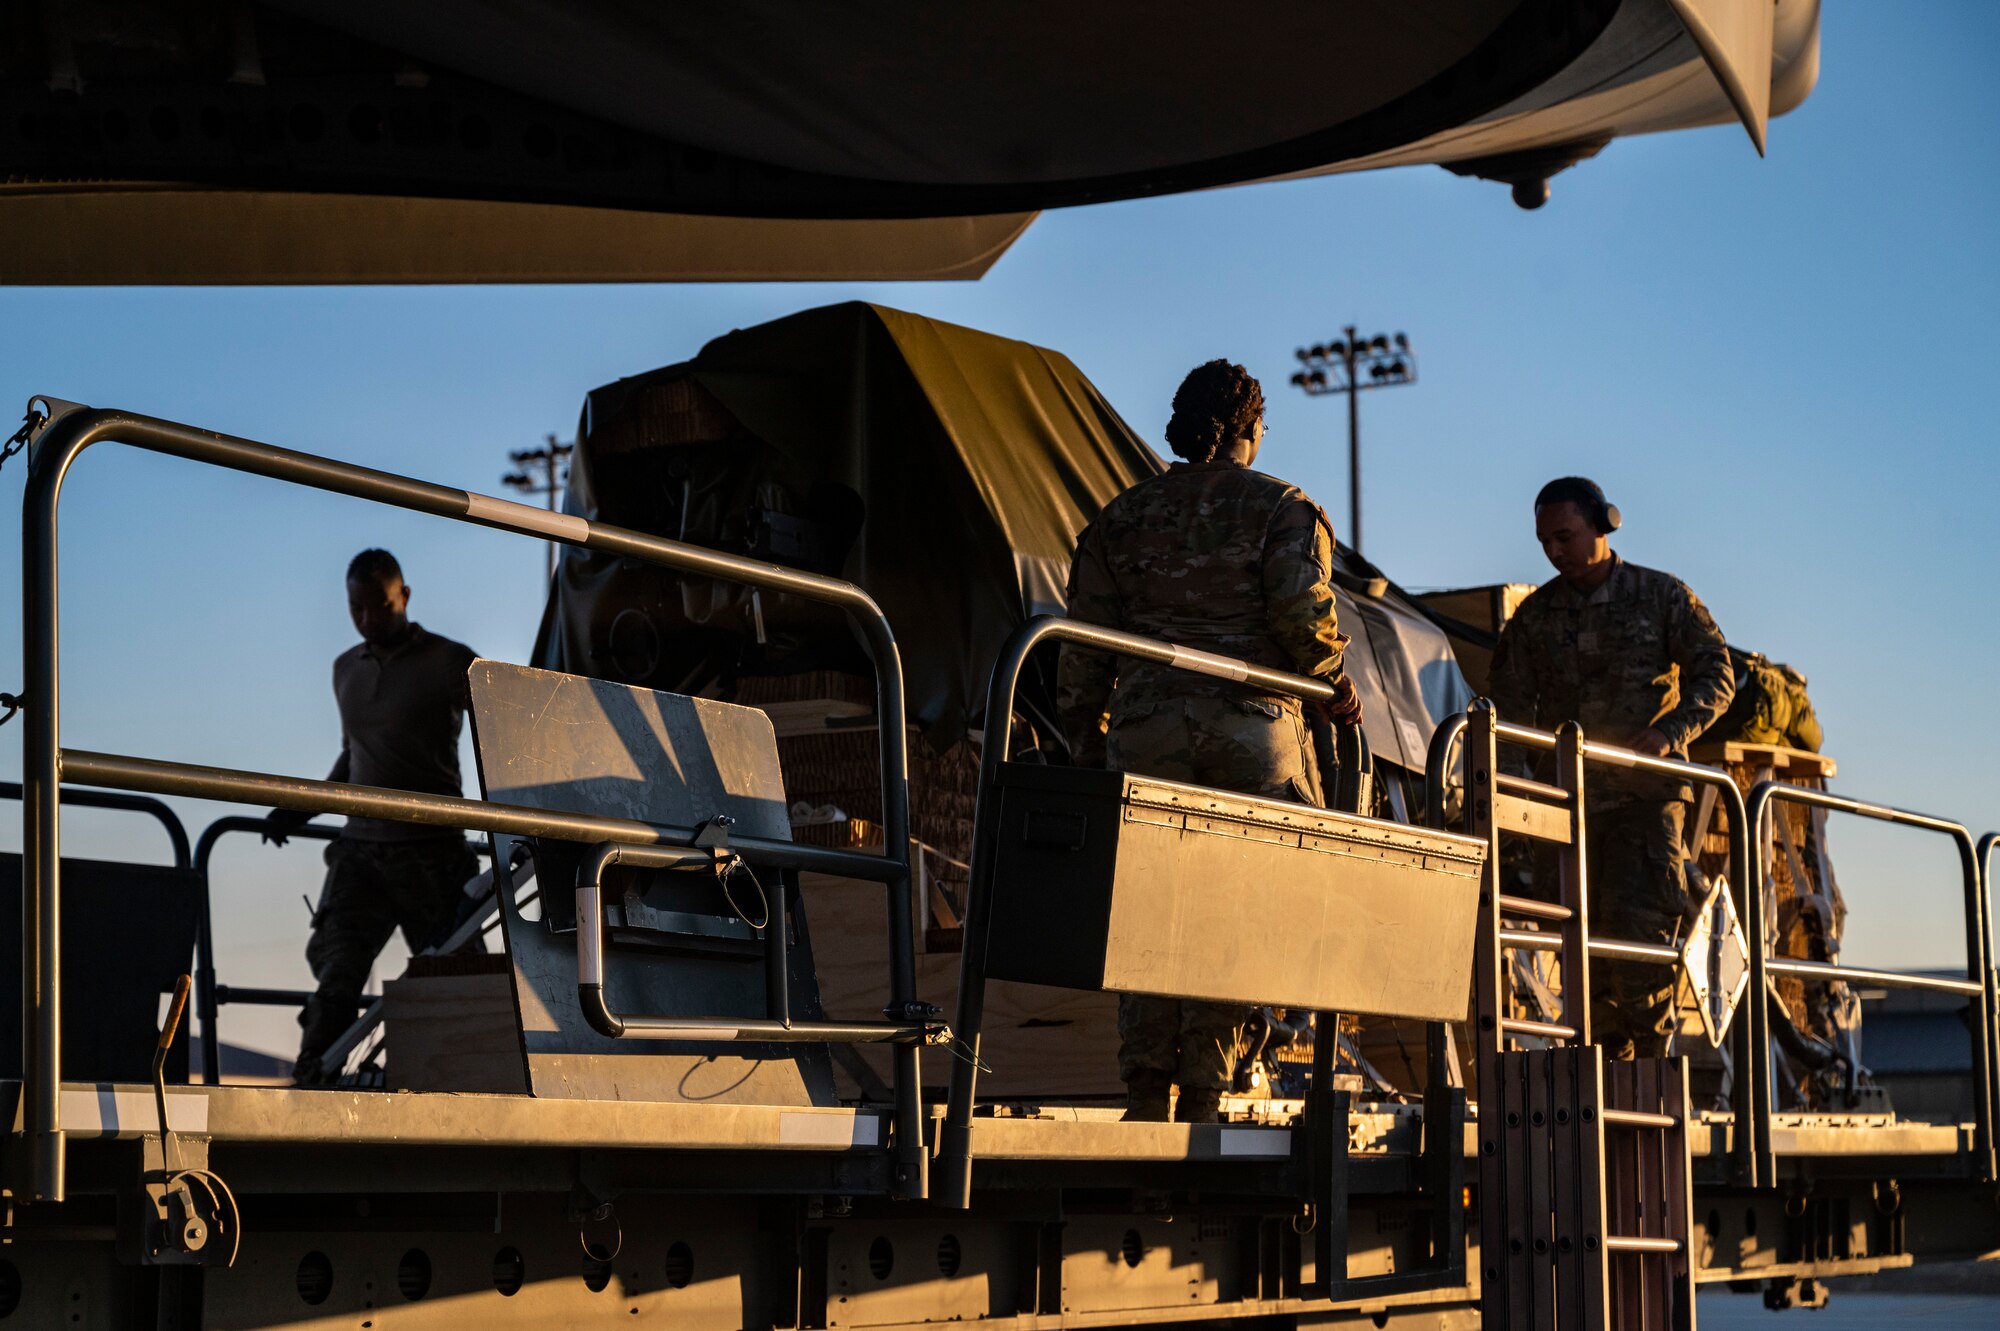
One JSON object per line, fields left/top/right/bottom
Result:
{"left": 1463, "top": 702, "right": 1698, "bottom": 1328}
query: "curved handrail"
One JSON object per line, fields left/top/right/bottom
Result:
{"left": 572, "top": 840, "right": 943, "bottom": 1045}
{"left": 189, "top": 815, "right": 491, "bottom": 1086}
{"left": 1423, "top": 713, "right": 1469, "bottom": 830}
{"left": 937, "top": 613, "right": 1348, "bottom": 1207}
{"left": 1747, "top": 782, "right": 1997, "bottom": 1183}
{"left": 1424, "top": 706, "right": 1766, "bottom": 1182}
{"left": 0, "top": 778, "right": 191, "bottom": 869}
{"left": 189, "top": 815, "right": 341, "bottom": 1086}
{"left": 18, "top": 403, "right": 921, "bottom": 1201}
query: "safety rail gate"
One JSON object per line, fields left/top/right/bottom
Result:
{"left": 10, "top": 399, "right": 934, "bottom": 1202}
{"left": 938, "top": 614, "right": 1472, "bottom": 1305}
{"left": 1424, "top": 702, "right": 2000, "bottom": 1329}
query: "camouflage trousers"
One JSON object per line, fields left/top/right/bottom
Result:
{"left": 1107, "top": 694, "right": 1321, "bottom": 1090}
{"left": 1584, "top": 799, "right": 1695, "bottom": 1061}
{"left": 297, "top": 836, "right": 479, "bottom": 1081}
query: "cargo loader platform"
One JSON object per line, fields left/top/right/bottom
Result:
{"left": 4, "top": 406, "right": 1998, "bottom": 1329}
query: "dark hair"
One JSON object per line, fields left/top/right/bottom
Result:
{"left": 1165, "top": 360, "right": 1264, "bottom": 463}
{"left": 347, "top": 548, "right": 403, "bottom": 585}
{"left": 1534, "top": 476, "right": 1618, "bottom": 534}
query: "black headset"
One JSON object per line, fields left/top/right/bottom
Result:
{"left": 1535, "top": 476, "right": 1621, "bottom": 534}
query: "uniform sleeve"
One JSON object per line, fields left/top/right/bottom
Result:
{"left": 1657, "top": 583, "right": 1735, "bottom": 750}
{"left": 1486, "top": 605, "right": 1536, "bottom": 729}
{"left": 1261, "top": 498, "right": 1348, "bottom": 682}
{"left": 1056, "top": 522, "right": 1120, "bottom": 767}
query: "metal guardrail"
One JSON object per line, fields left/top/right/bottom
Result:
{"left": 572, "top": 841, "right": 945, "bottom": 1046}
{"left": 190, "top": 816, "right": 341, "bottom": 1086}
{"left": 1426, "top": 705, "right": 1768, "bottom": 1184}
{"left": 15, "top": 401, "right": 927, "bottom": 1202}
{"left": 0, "top": 780, "right": 191, "bottom": 869}
{"left": 189, "top": 816, "right": 491, "bottom": 1085}
{"left": 1985, "top": 834, "right": 2000, "bottom": 1149}
{"left": 1430, "top": 707, "right": 2000, "bottom": 1188}
{"left": 938, "top": 614, "right": 1352, "bottom": 1208}
{"left": 1746, "top": 782, "right": 1997, "bottom": 1182}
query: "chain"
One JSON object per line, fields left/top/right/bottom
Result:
{"left": 0, "top": 404, "right": 46, "bottom": 476}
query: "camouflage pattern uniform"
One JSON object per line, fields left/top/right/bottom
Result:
{"left": 297, "top": 836, "right": 478, "bottom": 1080}
{"left": 1487, "top": 555, "right": 1734, "bottom": 1059}
{"left": 1057, "top": 461, "right": 1348, "bottom": 1093}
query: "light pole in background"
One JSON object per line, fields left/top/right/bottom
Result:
{"left": 502, "top": 434, "right": 575, "bottom": 583}
{"left": 1289, "top": 326, "right": 1417, "bottom": 556}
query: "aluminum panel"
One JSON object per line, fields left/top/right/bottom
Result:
{"left": 983, "top": 765, "right": 1483, "bottom": 1020}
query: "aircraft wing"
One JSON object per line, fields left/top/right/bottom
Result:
{"left": 0, "top": 0, "right": 1818, "bottom": 284}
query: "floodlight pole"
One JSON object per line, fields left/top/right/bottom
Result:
{"left": 1289, "top": 325, "right": 1418, "bottom": 558}
{"left": 1343, "top": 325, "right": 1362, "bottom": 554}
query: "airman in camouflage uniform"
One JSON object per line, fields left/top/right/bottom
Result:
{"left": 1488, "top": 478, "right": 1734, "bottom": 1060}
{"left": 1057, "top": 360, "right": 1358, "bottom": 1122}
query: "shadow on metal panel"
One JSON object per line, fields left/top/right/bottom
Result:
{"left": 468, "top": 660, "right": 834, "bottom": 1105}
{"left": 0, "top": 854, "right": 200, "bottom": 1084}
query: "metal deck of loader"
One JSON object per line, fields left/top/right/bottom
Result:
{"left": 5, "top": 403, "right": 2000, "bottom": 1328}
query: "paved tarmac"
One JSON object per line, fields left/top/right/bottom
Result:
{"left": 1697, "top": 1292, "right": 1997, "bottom": 1326}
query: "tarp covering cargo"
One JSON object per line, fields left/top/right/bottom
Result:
{"left": 531, "top": 302, "right": 1469, "bottom": 769}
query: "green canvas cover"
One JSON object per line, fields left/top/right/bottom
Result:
{"left": 532, "top": 302, "right": 1470, "bottom": 766}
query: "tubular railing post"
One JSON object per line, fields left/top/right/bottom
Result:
{"left": 1419, "top": 710, "right": 1469, "bottom": 1205}
{"left": 935, "top": 619, "right": 1045, "bottom": 1209}
{"left": 191, "top": 815, "right": 342, "bottom": 1085}
{"left": 865, "top": 636, "right": 925, "bottom": 1201}
{"left": 1554, "top": 720, "right": 1591, "bottom": 1044}
{"left": 2, "top": 776, "right": 192, "bottom": 1190}
{"left": 1979, "top": 832, "right": 2000, "bottom": 1180}
{"left": 1731, "top": 778, "right": 1768, "bottom": 1187}
{"left": 1955, "top": 829, "right": 1996, "bottom": 1181}
{"left": 18, "top": 405, "right": 924, "bottom": 1202}
{"left": 24, "top": 417, "right": 68, "bottom": 1201}
{"left": 936, "top": 614, "right": 1345, "bottom": 1210}
{"left": 1464, "top": 701, "right": 1510, "bottom": 1324}
{"left": 193, "top": 832, "right": 221, "bottom": 1087}
{"left": 1747, "top": 782, "right": 1995, "bottom": 1184}
{"left": 1443, "top": 711, "right": 1762, "bottom": 1185}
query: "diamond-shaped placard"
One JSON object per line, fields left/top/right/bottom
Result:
{"left": 1682, "top": 873, "right": 1751, "bottom": 1048}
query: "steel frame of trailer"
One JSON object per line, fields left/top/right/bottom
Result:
{"left": 5, "top": 403, "right": 2000, "bottom": 1329}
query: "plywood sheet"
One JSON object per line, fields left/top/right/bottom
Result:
{"left": 804, "top": 870, "right": 1125, "bottom": 1102}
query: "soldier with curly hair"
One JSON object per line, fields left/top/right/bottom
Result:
{"left": 1057, "top": 359, "right": 1360, "bottom": 1123}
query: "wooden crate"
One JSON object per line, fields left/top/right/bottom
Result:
{"left": 804, "top": 869, "right": 1126, "bottom": 1102}
{"left": 590, "top": 374, "right": 740, "bottom": 454}
{"left": 382, "top": 968, "right": 529, "bottom": 1095}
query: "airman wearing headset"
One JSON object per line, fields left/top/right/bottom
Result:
{"left": 1487, "top": 477, "right": 1735, "bottom": 1060}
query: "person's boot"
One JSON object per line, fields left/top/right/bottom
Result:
{"left": 1123, "top": 1072, "right": 1172, "bottom": 1122}
{"left": 1175, "top": 1087, "right": 1225, "bottom": 1124}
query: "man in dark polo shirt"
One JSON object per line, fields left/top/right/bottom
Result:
{"left": 270, "top": 548, "right": 480, "bottom": 1085}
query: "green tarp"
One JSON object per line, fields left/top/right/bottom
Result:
{"left": 533, "top": 302, "right": 1470, "bottom": 766}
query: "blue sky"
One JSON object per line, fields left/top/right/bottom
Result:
{"left": 3, "top": 4, "right": 1996, "bottom": 1059}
